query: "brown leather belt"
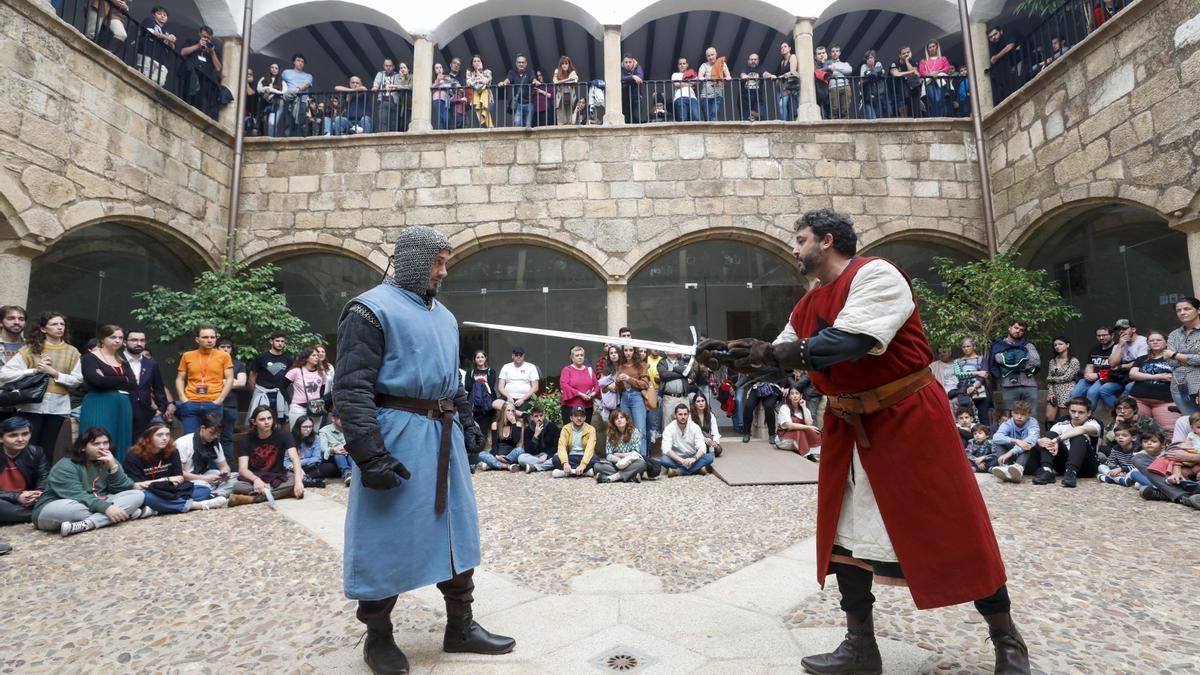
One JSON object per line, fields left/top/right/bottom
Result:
{"left": 825, "top": 369, "right": 935, "bottom": 449}
{"left": 377, "top": 395, "right": 457, "bottom": 514}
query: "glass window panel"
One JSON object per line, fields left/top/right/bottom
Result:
{"left": 863, "top": 239, "right": 980, "bottom": 293}
{"left": 273, "top": 253, "right": 380, "bottom": 353}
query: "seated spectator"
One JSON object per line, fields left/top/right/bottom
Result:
{"left": 1108, "top": 319, "right": 1147, "bottom": 398}
{"left": 1102, "top": 397, "right": 1161, "bottom": 449}
{"left": 742, "top": 380, "right": 784, "bottom": 444}
{"left": 658, "top": 351, "right": 690, "bottom": 433}
{"left": 660, "top": 404, "right": 713, "bottom": 477}
{"left": 317, "top": 410, "right": 354, "bottom": 486}
{"left": 284, "top": 347, "right": 328, "bottom": 423}
{"left": 1134, "top": 417, "right": 1200, "bottom": 509}
{"left": 559, "top": 346, "right": 599, "bottom": 424}
{"left": 775, "top": 388, "right": 821, "bottom": 458}
{"left": 1096, "top": 422, "right": 1139, "bottom": 487}
{"left": 1071, "top": 325, "right": 1118, "bottom": 412}
{"left": 516, "top": 407, "right": 560, "bottom": 473}
{"left": 478, "top": 402, "right": 526, "bottom": 471}
{"left": 32, "top": 428, "right": 146, "bottom": 537}
{"left": 552, "top": 407, "right": 597, "bottom": 477}
{"left": 1031, "top": 397, "right": 1102, "bottom": 487}
{"left": 989, "top": 399, "right": 1040, "bottom": 483}
{"left": 124, "top": 424, "right": 227, "bottom": 514}
{"left": 230, "top": 406, "right": 304, "bottom": 505}
{"left": 955, "top": 406, "right": 977, "bottom": 446}
{"left": 496, "top": 347, "right": 539, "bottom": 413}
{"left": 0, "top": 417, "right": 48, "bottom": 525}
{"left": 304, "top": 98, "right": 326, "bottom": 137}
{"left": 966, "top": 424, "right": 999, "bottom": 473}
{"left": 1126, "top": 430, "right": 1164, "bottom": 489}
{"left": 594, "top": 410, "right": 648, "bottom": 483}
{"left": 690, "top": 394, "right": 723, "bottom": 458}
{"left": 79, "top": 324, "right": 137, "bottom": 463}
{"left": 1165, "top": 412, "right": 1200, "bottom": 487}
{"left": 1043, "top": 336, "right": 1080, "bottom": 426}
{"left": 1128, "top": 330, "right": 1180, "bottom": 431}
{"left": 174, "top": 412, "right": 238, "bottom": 498}
{"left": 285, "top": 415, "right": 340, "bottom": 484}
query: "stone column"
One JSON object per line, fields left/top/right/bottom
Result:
{"left": 969, "top": 22, "right": 995, "bottom": 116}
{"left": 792, "top": 17, "right": 821, "bottom": 121}
{"left": 409, "top": 36, "right": 435, "bottom": 132}
{"left": 217, "top": 35, "right": 242, "bottom": 132}
{"left": 602, "top": 25, "right": 625, "bottom": 126}
{"left": 0, "top": 245, "right": 39, "bottom": 307}
{"left": 606, "top": 281, "right": 628, "bottom": 335}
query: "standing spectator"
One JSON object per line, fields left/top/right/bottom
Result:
{"left": 742, "top": 380, "right": 784, "bottom": 444}
{"left": 284, "top": 346, "right": 327, "bottom": 424}
{"left": 248, "top": 331, "right": 292, "bottom": 425}
{"left": 987, "top": 25, "right": 1025, "bottom": 103}
{"left": 657, "top": 352, "right": 690, "bottom": 429}
{"left": 280, "top": 53, "right": 313, "bottom": 136}
{"left": 739, "top": 52, "right": 765, "bottom": 121}
{"left": 124, "top": 424, "right": 226, "bottom": 514}
{"left": 78, "top": 325, "right": 136, "bottom": 463}
{"left": 918, "top": 40, "right": 953, "bottom": 118}
{"left": 532, "top": 71, "right": 555, "bottom": 127}
{"left": 822, "top": 44, "right": 852, "bottom": 119}
{"left": 776, "top": 388, "right": 821, "bottom": 458}
{"left": 552, "top": 406, "right": 597, "bottom": 477}
{"left": 642, "top": 348, "right": 662, "bottom": 443}
{"left": 1167, "top": 297, "right": 1200, "bottom": 416}
{"left": 552, "top": 56, "right": 579, "bottom": 125}
{"left": 0, "top": 305, "right": 25, "bottom": 367}
{"left": 1071, "top": 325, "right": 1118, "bottom": 412}
{"left": 615, "top": 346, "right": 651, "bottom": 456}
{"left": 32, "top": 428, "right": 145, "bottom": 537}
{"left": 334, "top": 75, "right": 374, "bottom": 134}
{"left": 764, "top": 41, "right": 800, "bottom": 121}
{"left": 244, "top": 68, "right": 261, "bottom": 135}
{"left": 84, "top": 0, "right": 129, "bottom": 48}
{"left": 230, "top": 405, "right": 304, "bottom": 505}
{"left": 124, "top": 329, "right": 173, "bottom": 442}
{"left": 304, "top": 98, "right": 326, "bottom": 137}
{"left": 1093, "top": 0, "right": 1124, "bottom": 29}
{"left": 559, "top": 347, "right": 598, "bottom": 424}
{"left": 215, "top": 337, "right": 246, "bottom": 452}
{"left": 175, "top": 412, "right": 238, "bottom": 495}
{"left": 465, "top": 350, "right": 497, "bottom": 435}
{"left": 431, "top": 64, "right": 452, "bottom": 130}
{"left": 314, "top": 343, "right": 334, "bottom": 387}
{"left": 1043, "top": 337, "right": 1080, "bottom": 426}
{"left": 498, "top": 54, "right": 536, "bottom": 127}
{"left": 989, "top": 320, "right": 1040, "bottom": 411}
{"left": 1032, "top": 35, "right": 1069, "bottom": 75}
{"left": 477, "top": 402, "right": 526, "bottom": 471}
{"left": 372, "top": 57, "right": 403, "bottom": 133}
{"left": 1129, "top": 330, "right": 1180, "bottom": 431}
{"left": 859, "top": 50, "right": 888, "bottom": 119}
{"left": 890, "top": 46, "right": 922, "bottom": 117}
{"left": 0, "top": 312, "right": 82, "bottom": 454}
{"left": 596, "top": 345, "right": 622, "bottom": 434}
{"left": 594, "top": 410, "right": 647, "bottom": 483}
{"left": 1032, "top": 398, "right": 1102, "bottom": 487}
{"left": 671, "top": 57, "right": 700, "bottom": 122}
{"left": 515, "top": 407, "right": 559, "bottom": 473}
{"left": 812, "top": 46, "right": 831, "bottom": 119}
{"left": 174, "top": 325, "right": 234, "bottom": 435}
{"left": 316, "top": 409, "right": 354, "bottom": 485}
{"left": 0, "top": 417, "right": 48, "bottom": 525}
{"left": 257, "top": 63, "right": 286, "bottom": 136}
{"left": 179, "top": 26, "right": 223, "bottom": 116}
{"left": 135, "top": 5, "right": 175, "bottom": 87}
{"left": 496, "top": 347, "right": 539, "bottom": 412}
{"left": 660, "top": 404, "right": 713, "bottom": 477}
{"left": 930, "top": 348, "right": 959, "bottom": 395}
{"left": 690, "top": 394, "right": 723, "bottom": 457}
{"left": 989, "top": 399, "right": 1040, "bottom": 483}
{"left": 953, "top": 64, "right": 972, "bottom": 117}
{"left": 466, "top": 55, "right": 494, "bottom": 128}
{"left": 697, "top": 47, "right": 731, "bottom": 121}
{"left": 621, "top": 54, "right": 644, "bottom": 123}
{"left": 395, "top": 62, "right": 413, "bottom": 132}
{"left": 1108, "top": 319, "right": 1147, "bottom": 398}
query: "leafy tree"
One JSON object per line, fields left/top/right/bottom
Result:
{"left": 529, "top": 384, "right": 563, "bottom": 427}
{"left": 912, "top": 253, "right": 1081, "bottom": 354}
{"left": 132, "top": 262, "right": 321, "bottom": 361}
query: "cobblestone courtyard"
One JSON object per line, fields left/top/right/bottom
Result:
{"left": 3, "top": 470, "right": 1198, "bottom": 674}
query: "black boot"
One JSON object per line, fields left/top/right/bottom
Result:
{"left": 443, "top": 600, "right": 516, "bottom": 654}
{"left": 362, "top": 625, "right": 410, "bottom": 674}
{"left": 800, "top": 612, "right": 883, "bottom": 674}
{"left": 984, "top": 613, "right": 1030, "bottom": 675}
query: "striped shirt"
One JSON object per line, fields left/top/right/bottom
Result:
{"left": 1102, "top": 442, "right": 1137, "bottom": 472}
{"left": 1167, "top": 323, "right": 1200, "bottom": 395}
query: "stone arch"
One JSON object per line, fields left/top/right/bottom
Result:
{"left": 626, "top": 224, "right": 792, "bottom": 280}
{"left": 815, "top": 0, "right": 960, "bottom": 33}
{"left": 255, "top": 248, "right": 385, "bottom": 348}
{"left": 48, "top": 210, "right": 221, "bottom": 272}
{"left": 430, "top": 0, "right": 604, "bottom": 45}
{"left": 621, "top": 0, "right": 796, "bottom": 37}
{"left": 446, "top": 230, "right": 608, "bottom": 280}
{"left": 861, "top": 228, "right": 988, "bottom": 258}
{"left": 241, "top": 230, "right": 390, "bottom": 273}
{"left": 253, "top": 0, "right": 413, "bottom": 50}
{"left": 245, "top": 241, "right": 386, "bottom": 274}
{"left": 0, "top": 183, "right": 28, "bottom": 242}
{"left": 1009, "top": 197, "right": 1171, "bottom": 254}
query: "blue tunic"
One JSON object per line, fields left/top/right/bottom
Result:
{"left": 343, "top": 284, "right": 481, "bottom": 600}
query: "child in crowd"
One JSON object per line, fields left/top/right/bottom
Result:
{"left": 992, "top": 409, "right": 1011, "bottom": 435}
{"left": 989, "top": 400, "right": 1039, "bottom": 483}
{"left": 1161, "top": 411, "right": 1200, "bottom": 486}
{"left": 955, "top": 406, "right": 975, "bottom": 447}
{"left": 1097, "top": 422, "right": 1138, "bottom": 486}
{"left": 450, "top": 86, "right": 469, "bottom": 129}
{"left": 1126, "top": 430, "right": 1165, "bottom": 488}
{"left": 966, "top": 424, "right": 998, "bottom": 472}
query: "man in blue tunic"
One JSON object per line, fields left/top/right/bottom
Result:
{"left": 333, "top": 226, "right": 515, "bottom": 674}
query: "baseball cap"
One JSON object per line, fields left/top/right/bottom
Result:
{"left": 569, "top": 406, "right": 586, "bottom": 417}
{"left": 512, "top": 346, "right": 525, "bottom": 354}
{"left": 1113, "top": 319, "right": 1132, "bottom": 329}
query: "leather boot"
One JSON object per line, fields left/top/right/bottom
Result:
{"left": 984, "top": 613, "right": 1030, "bottom": 675}
{"left": 800, "top": 612, "right": 883, "bottom": 674}
{"left": 362, "top": 621, "right": 409, "bottom": 675}
{"left": 443, "top": 600, "right": 516, "bottom": 654}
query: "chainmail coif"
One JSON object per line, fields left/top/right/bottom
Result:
{"left": 384, "top": 226, "right": 452, "bottom": 299}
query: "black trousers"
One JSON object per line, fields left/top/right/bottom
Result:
{"left": 833, "top": 562, "right": 1011, "bottom": 619}
{"left": 357, "top": 568, "right": 475, "bottom": 628}
{"left": 743, "top": 391, "right": 781, "bottom": 436}
{"left": 1036, "top": 436, "right": 1099, "bottom": 477}
{"left": 0, "top": 500, "right": 33, "bottom": 525}
{"left": 25, "top": 413, "right": 65, "bottom": 460}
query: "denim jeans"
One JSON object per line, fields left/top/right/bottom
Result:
{"left": 777, "top": 93, "right": 795, "bottom": 121}
{"left": 1171, "top": 386, "right": 1200, "bottom": 416}
{"left": 476, "top": 450, "right": 511, "bottom": 469}
{"left": 432, "top": 100, "right": 449, "bottom": 129}
{"left": 513, "top": 102, "right": 533, "bottom": 127}
{"left": 141, "top": 482, "right": 210, "bottom": 514}
{"left": 673, "top": 97, "right": 700, "bottom": 121}
{"left": 517, "top": 452, "right": 554, "bottom": 471}
{"left": 220, "top": 406, "right": 237, "bottom": 465}
{"left": 1074, "top": 379, "right": 1123, "bottom": 411}
{"left": 178, "top": 401, "right": 225, "bottom": 435}
{"left": 926, "top": 82, "right": 946, "bottom": 117}
{"left": 661, "top": 452, "right": 713, "bottom": 475}
{"left": 702, "top": 95, "right": 723, "bottom": 120}
{"left": 620, "top": 390, "right": 649, "bottom": 456}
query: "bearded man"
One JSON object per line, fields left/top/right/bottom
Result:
{"left": 332, "top": 226, "right": 515, "bottom": 674}
{"left": 700, "top": 210, "right": 1029, "bottom": 675}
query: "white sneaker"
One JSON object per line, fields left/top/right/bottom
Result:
{"left": 476, "top": 461, "right": 489, "bottom": 472}
{"left": 60, "top": 521, "right": 90, "bottom": 537}
{"left": 989, "top": 465, "right": 1008, "bottom": 482}
{"left": 776, "top": 438, "right": 799, "bottom": 452}
{"left": 135, "top": 507, "right": 158, "bottom": 518}
{"left": 1004, "top": 465, "right": 1024, "bottom": 483}
{"left": 585, "top": 468, "right": 595, "bottom": 477}
{"left": 204, "top": 496, "right": 229, "bottom": 510}
{"left": 508, "top": 463, "right": 522, "bottom": 472}
{"left": 525, "top": 464, "right": 534, "bottom": 473}
{"left": 351, "top": 125, "right": 363, "bottom": 134}
{"left": 551, "top": 469, "right": 566, "bottom": 478}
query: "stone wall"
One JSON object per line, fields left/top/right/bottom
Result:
{"left": 0, "top": 0, "right": 233, "bottom": 271}
{"left": 238, "top": 121, "right": 987, "bottom": 276}
{"left": 984, "top": 0, "right": 1200, "bottom": 249}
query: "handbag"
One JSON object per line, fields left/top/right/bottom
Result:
{"left": 147, "top": 479, "right": 194, "bottom": 501}
{"left": 0, "top": 372, "right": 50, "bottom": 406}
{"left": 641, "top": 385, "right": 658, "bottom": 411}
{"left": 302, "top": 370, "right": 326, "bottom": 417}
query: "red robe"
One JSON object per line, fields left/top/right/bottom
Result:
{"left": 789, "top": 256, "right": 1006, "bottom": 609}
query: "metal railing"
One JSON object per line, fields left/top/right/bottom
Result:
{"left": 55, "top": 0, "right": 223, "bottom": 118}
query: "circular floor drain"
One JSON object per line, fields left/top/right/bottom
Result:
{"left": 605, "top": 654, "right": 640, "bottom": 671}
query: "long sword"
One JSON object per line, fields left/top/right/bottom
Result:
{"left": 462, "top": 321, "right": 698, "bottom": 356}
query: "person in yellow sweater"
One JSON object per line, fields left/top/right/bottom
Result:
{"left": 552, "top": 407, "right": 596, "bottom": 477}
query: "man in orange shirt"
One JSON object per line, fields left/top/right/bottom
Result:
{"left": 175, "top": 324, "right": 234, "bottom": 434}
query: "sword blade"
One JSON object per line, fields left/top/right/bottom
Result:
{"left": 462, "top": 321, "right": 697, "bottom": 355}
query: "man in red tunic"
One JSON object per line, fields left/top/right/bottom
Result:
{"left": 700, "top": 210, "right": 1029, "bottom": 675}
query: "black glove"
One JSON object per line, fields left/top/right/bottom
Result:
{"left": 696, "top": 338, "right": 730, "bottom": 371}
{"left": 464, "top": 423, "right": 485, "bottom": 454}
{"left": 359, "top": 453, "right": 411, "bottom": 490}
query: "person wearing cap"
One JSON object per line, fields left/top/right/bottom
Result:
{"left": 496, "top": 346, "right": 539, "bottom": 412}
{"left": 0, "top": 416, "right": 49, "bottom": 525}
{"left": 317, "top": 407, "right": 354, "bottom": 486}
{"left": 332, "top": 226, "right": 512, "bottom": 674}
{"left": 1108, "top": 319, "right": 1147, "bottom": 398}
{"left": 552, "top": 406, "right": 597, "bottom": 477}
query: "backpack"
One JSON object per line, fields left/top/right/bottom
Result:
{"left": 998, "top": 345, "right": 1033, "bottom": 383}
{"left": 469, "top": 378, "right": 493, "bottom": 417}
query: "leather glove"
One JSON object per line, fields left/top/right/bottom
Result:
{"left": 359, "top": 453, "right": 412, "bottom": 490}
{"left": 726, "top": 338, "right": 777, "bottom": 372}
{"left": 463, "top": 423, "right": 485, "bottom": 454}
{"left": 695, "top": 338, "right": 730, "bottom": 371}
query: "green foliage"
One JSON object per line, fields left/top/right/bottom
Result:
{"left": 1014, "top": 0, "right": 1066, "bottom": 16}
{"left": 912, "top": 252, "right": 1081, "bottom": 353}
{"left": 529, "top": 384, "right": 563, "bottom": 426}
{"left": 132, "top": 262, "right": 321, "bottom": 361}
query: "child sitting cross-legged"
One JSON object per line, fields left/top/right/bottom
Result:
{"left": 1097, "top": 422, "right": 1138, "bottom": 487}
{"left": 966, "top": 424, "right": 998, "bottom": 473}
